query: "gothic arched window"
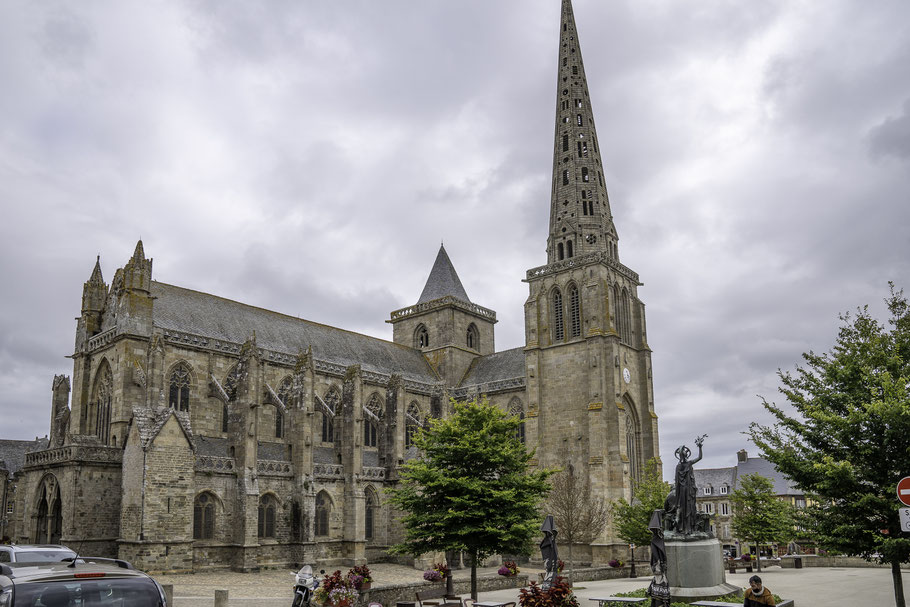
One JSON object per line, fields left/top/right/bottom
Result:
{"left": 364, "top": 394, "right": 383, "bottom": 448}
{"left": 405, "top": 402, "right": 421, "bottom": 450}
{"left": 194, "top": 492, "right": 216, "bottom": 540}
{"left": 569, "top": 284, "right": 581, "bottom": 338}
{"left": 626, "top": 408, "right": 640, "bottom": 484}
{"left": 365, "top": 489, "right": 377, "bottom": 541}
{"left": 415, "top": 324, "right": 429, "bottom": 349}
{"left": 509, "top": 397, "right": 525, "bottom": 444}
{"left": 466, "top": 323, "right": 479, "bottom": 350}
{"left": 552, "top": 288, "right": 564, "bottom": 342}
{"left": 321, "top": 388, "right": 339, "bottom": 444}
{"left": 315, "top": 492, "right": 331, "bottom": 537}
{"left": 89, "top": 362, "right": 113, "bottom": 444}
{"left": 168, "top": 363, "right": 191, "bottom": 411}
{"left": 49, "top": 486, "right": 62, "bottom": 544}
{"left": 222, "top": 403, "right": 229, "bottom": 433}
{"left": 258, "top": 494, "right": 277, "bottom": 538}
{"left": 275, "top": 409, "right": 284, "bottom": 439}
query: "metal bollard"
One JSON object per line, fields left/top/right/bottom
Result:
{"left": 162, "top": 584, "right": 174, "bottom": 606}
{"left": 214, "top": 589, "right": 229, "bottom": 607}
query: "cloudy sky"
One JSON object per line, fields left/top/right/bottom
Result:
{"left": 1, "top": 0, "right": 908, "bottom": 476}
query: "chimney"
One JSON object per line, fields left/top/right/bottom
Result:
{"left": 737, "top": 449, "right": 748, "bottom": 463}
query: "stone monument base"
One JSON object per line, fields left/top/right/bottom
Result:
{"left": 664, "top": 536, "right": 741, "bottom": 601}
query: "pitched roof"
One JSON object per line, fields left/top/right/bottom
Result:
{"left": 150, "top": 281, "right": 438, "bottom": 384}
{"left": 459, "top": 347, "right": 525, "bottom": 388}
{"left": 131, "top": 408, "right": 195, "bottom": 451}
{"left": 695, "top": 467, "right": 736, "bottom": 491}
{"left": 736, "top": 456, "right": 803, "bottom": 496}
{"left": 0, "top": 438, "right": 49, "bottom": 477}
{"left": 417, "top": 245, "right": 471, "bottom": 304}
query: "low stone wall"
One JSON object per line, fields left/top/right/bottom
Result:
{"left": 361, "top": 573, "right": 528, "bottom": 606}
{"left": 782, "top": 555, "right": 910, "bottom": 570}
{"left": 551, "top": 565, "right": 634, "bottom": 583}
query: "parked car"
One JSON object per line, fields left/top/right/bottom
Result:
{"left": 0, "top": 557, "right": 167, "bottom": 606}
{"left": 0, "top": 545, "right": 76, "bottom": 564}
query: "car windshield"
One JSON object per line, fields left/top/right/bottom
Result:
{"left": 12, "top": 551, "right": 75, "bottom": 563}
{"left": 14, "top": 577, "right": 162, "bottom": 606}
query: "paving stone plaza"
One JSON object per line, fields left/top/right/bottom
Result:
{"left": 153, "top": 562, "right": 907, "bottom": 606}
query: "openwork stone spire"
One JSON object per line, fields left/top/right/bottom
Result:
{"left": 547, "top": 0, "right": 619, "bottom": 265}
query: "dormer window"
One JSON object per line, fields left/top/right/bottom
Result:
{"left": 704, "top": 486, "right": 713, "bottom": 495}
{"left": 720, "top": 485, "right": 728, "bottom": 495}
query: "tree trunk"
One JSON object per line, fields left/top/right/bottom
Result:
{"left": 754, "top": 541, "right": 762, "bottom": 573}
{"left": 446, "top": 551, "right": 455, "bottom": 597}
{"left": 892, "top": 559, "right": 906, "bottom": 607}
{"left": 470, "top": 550, "right": 478, "bottom": 601}
{"left": 568, "top": 542, "right": 575, "bottom": 584}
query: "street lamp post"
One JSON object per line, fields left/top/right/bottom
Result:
{"left": 629, "top": 543, "right": 637, "bottom": 578}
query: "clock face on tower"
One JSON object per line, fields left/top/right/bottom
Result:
{"left": 623, "top": 367, "right": 631, "bottom": 384}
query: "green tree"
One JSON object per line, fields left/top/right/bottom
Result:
{"left": 610, "top": 459, "right": 671, "bottom": 555}
{"left": 387, "top": 398, "right": 554, "bottom": 600}
{"left": 749, "top": 284, "right": 910, "bottom": 607}
{"left": 546, "top": 463, "right": 610, "bottom": 579}
{"left": 729, "top": 473, "right": 794, "bottom": 572}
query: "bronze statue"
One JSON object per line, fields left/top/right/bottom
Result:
{"left": 667, "top": 435, "right": 705, "bottom": 535}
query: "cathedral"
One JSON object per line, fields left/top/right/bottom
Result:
{"left": 2, "top": 0, "right": 659, "bottom": 572}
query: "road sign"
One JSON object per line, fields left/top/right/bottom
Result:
{"left": 898, "top": 477, "right": 910, "bottom": 506}
{"left": 900, "top": 508, "right": 910, "bottom": 532}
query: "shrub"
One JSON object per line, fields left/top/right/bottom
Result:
{"left": 518, "top": 577, "right": 578, "bottom": 607}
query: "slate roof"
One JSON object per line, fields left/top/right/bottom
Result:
{"left": 131, "top": 408, "right": 195, "bottom": 450}
{"left": 736, "top": 456, "right": 803, "bottom": 496}
{"left": 258, "top": 441, "right": 289, "bottom": 461}
{"left": 693, "top": 452, "right": 805, "bottom": 498}
{"left": 0, "top": 438, "right": 48, "bottom": 477}
{"left": 459, "top": 347, "right": 525, "bottom": 387}
{"left": 695, "top": 467, "right": 735, "bottom": 492}
{"left": 417, "top": 245, "right": 471, "bottom": 304}
{"left": 150, "top": 281, "right": 438, "bottom": 383}
{"left": 197, "top": 436, "right": 232, "bottom": 458}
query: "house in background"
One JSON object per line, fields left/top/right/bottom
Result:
{"left": 695, "top": 449, "right": 810, "bottom": 557}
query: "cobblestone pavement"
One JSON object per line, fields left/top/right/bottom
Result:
{"left": 154, "top": 563, "right": 531, "bottom": 607}
{"left": 153, "top": 563, "right": 907, "bottom": 606}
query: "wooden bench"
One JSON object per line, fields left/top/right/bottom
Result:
{"left": 725, "top": 560, "right": 753, "bottom": 573}
{"left": 589, "top": 598, "right": 648, "bottom": 606}
{"left": 416, "top": 588, "right": 461, "bottom": 607}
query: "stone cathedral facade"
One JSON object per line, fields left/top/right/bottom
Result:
{"left": 4, "top": 0, "right": 659, "bottom": 572}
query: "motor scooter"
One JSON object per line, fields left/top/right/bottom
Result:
{"left": 292, "top": 565, "right": 323, "bottom": 607}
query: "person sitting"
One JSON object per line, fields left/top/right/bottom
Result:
{"left": 743, "top": 574, "right": 774, "bottom": 606}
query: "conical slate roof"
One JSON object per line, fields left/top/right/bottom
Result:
{"left": 417, "top": 245, "right": 471, "bottom": 304}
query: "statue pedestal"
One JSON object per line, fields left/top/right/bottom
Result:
{"left": 664, "top": 536, "right": 740, "bottom": 601}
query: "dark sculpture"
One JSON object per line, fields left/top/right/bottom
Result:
{"left": 539, "top": 515, "right": 560, "bottom": 590}
{"left": 664, "top": 435, "right": 711, "bottom": 536}
{"left": 646, "top": 509, "right": 670, "bottom": 607}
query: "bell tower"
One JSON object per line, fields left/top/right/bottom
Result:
{"left": 523, "top": 0, "right": 660, "bottom": 561}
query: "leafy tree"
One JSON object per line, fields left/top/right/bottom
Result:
{"left": 545, "top": 463, "right": 610, "bottom": 579}
{"left": 610, "top": 459, "right": 671, "bottom": 563}
{"left": 749, "top": 284, "right": 910, "bottom": 607}
{"left": 387, "top": 398, "right": 554, "bottom": 600}
{"left": 729, "top": 473, "right": 794, "bottom": 572}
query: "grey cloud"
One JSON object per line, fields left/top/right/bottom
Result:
{"left": 868, "top": 99, "right": 910, "bottom": 160}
